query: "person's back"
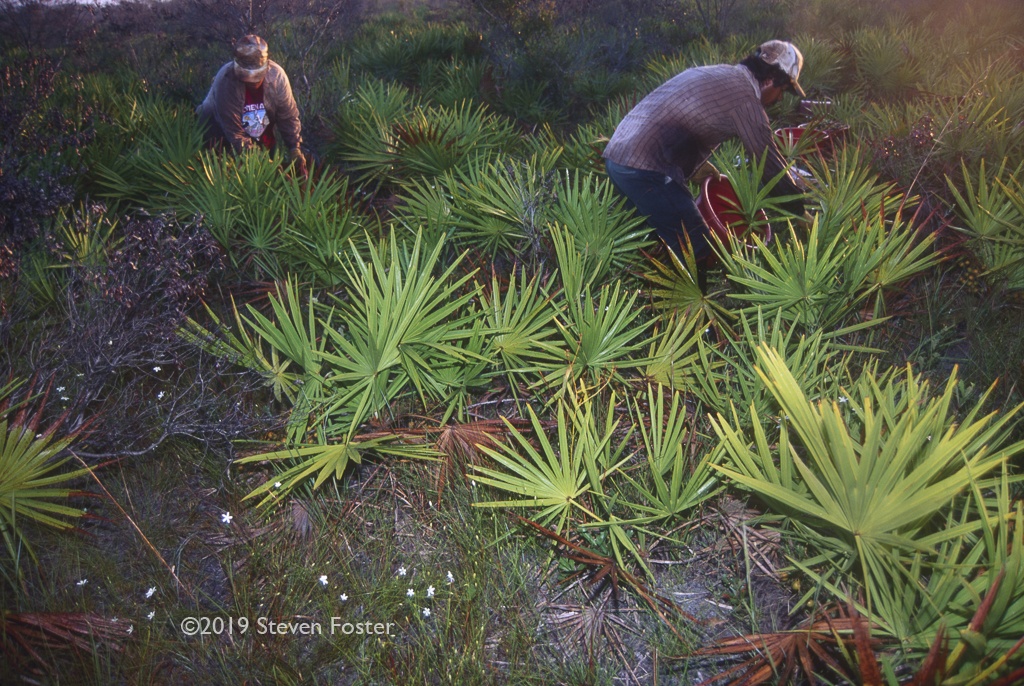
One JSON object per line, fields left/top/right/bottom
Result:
{"left": 603, "top": 64, "right": 765, "bottom": 184}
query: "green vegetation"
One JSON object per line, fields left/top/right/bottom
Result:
{"left": 2, "top": 0, "right": 1024, "bottom": 682}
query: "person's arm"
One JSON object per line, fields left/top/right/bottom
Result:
{"left": 267, "top": 64, "right": 305, "bottom": 172}
{"left": 207, "top": 64, "right": 253, "bottom": 154}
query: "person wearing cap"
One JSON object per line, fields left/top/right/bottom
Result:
{"left": 197, "top": 35, "right": 307, "bottom": 177}
{"left": 603, "top": 40, "right": 807, "bottom": 286}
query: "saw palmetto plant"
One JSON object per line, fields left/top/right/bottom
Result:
{"left": 948, "top": 157, "right": 1024, "bottom": 292}
{"left": 849, "top": 23, "right": 925, "bottom": 100}
{"left": 446, "top": 152, "right": 560, "bottom": 261}
{"left": 540, "top": 280, "right": 657, "bottom": 400}
{"left": 711, "top": 345, "right": 1024, "bottom": 640}
{"left": 617, "top": 384, "right": 721, "bottom": 527}
{"left": 710, "top": 144, "right": 806, "bottom": 230}
{"left": 791, "top": 35, "right": 843, "bottom": 95}
{"left": 0, "top": 380, "right": 92, "bottom": 589}
{"left": 383, "top": 102, "right": 519, "bottom": 183}
{"left": 92, "top": 96, "right": 204, "bottom": 212}
{"left": 546, "top": 169, "right": 651, "bottom": 283}
{"left": 686, "top": 309, "right": 857, "bottom": 435}
{"left": 803, "top": 143, "right": 903, "bottom": 243}
{"left": 470, "top": 390, "right": 614, "bottom": 536}
{"left": 477, "top": 270, "right": 563, "bottom": 398}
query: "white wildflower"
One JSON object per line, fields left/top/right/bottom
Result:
{"left": 427, "top": 585, "right": 435, "bottom": 598}
{"left": 446, "top": 571, "right": 454, "bottom": 584}
{"left": 147, "top": 611, "right": 155, "bottom": 620}
{"left": 397, "top": 566, "right": 407, "bottom": 577}
{"left": 145, "top": 587, "right": 156, "bottom": 599}
{"left": 221, "top": 512, "right": 233, "bottom": 525}
{"left": 422, "top": 608, "right": 431, "bottom": 617}
{"left": 76, "top": 578, "right": 88, "bottom": 587}
{"left": 406, "top": 588, "right": 415, "bottom": 597}
{"left": 153, "top": 366, "right": 161, "bottom": 372}
{"left": 339, "top": 593, "right": 348, "bottom": 601}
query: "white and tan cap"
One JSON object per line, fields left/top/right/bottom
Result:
{"left": 757, "top": 40, "right": 805, "bottom": 97}
{"left": 233, "top": 35, "right": 269, "bottom": 83}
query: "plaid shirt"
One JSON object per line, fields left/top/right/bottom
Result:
{"left": 603, "top": 64, "right": 802, "bottom": 197}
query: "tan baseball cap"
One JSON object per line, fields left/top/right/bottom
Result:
{"left": 233, "top": 35, "right": 269, "bottom": 83}
{"left": 757, "top": 40, "right": 805, "bottom": 97}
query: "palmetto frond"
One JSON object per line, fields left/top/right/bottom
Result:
{"left": 711, "top": 346, "right": 1024, "bottom": 636}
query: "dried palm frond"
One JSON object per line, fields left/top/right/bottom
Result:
{"left": 690, "top": 603, "right": 881, "bottom": 686}
{"left": 1, "top": 611, "right": 132, "bottom": 676}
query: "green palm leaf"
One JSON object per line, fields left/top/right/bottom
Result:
{"left": 711, "top": 345, "right": 1024, "bottom": 625}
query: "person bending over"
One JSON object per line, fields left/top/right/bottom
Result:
{"left": 603, "top": 40, "right": 807, "bottom": 288}
{"left": 197, "top": 34, "right": 307, "bottom": 177}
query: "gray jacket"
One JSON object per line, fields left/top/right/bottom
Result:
{"left": 197, "top": 60, "right": 303, "bottom": 156}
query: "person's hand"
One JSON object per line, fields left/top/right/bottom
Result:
{"left": 691, "top": 161, "right": 722, "bottom": 183}
{"left": 291, "top": 150, "right": 308, "bottom": 178}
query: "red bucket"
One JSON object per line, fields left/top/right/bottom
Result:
{"left": 696, "top": 175, "right": 772, "bottom": 252}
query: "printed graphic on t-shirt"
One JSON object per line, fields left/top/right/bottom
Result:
{"left": 241, "top": 103, "right": 269, "bottom": 140}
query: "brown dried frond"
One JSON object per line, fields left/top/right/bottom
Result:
{"left": 708, "top": 496, "right": 783, "bottom": 578}
{"left": 690, "top": 603, "right": 884, "bottom": 686}
{"left": 1, "top": 611, "right": 132, "bottom": 675}
{"left": 517, "top": 516, "right": 699, "bottom": 642}
{"left": 435, "top": 419, "right": 508, "bottom": 465}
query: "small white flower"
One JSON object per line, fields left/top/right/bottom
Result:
{"left": 397, "top": 566, "right": 407, "bottom": 577}
{"left": 61, "top": 396, "right": 70, "bottom": 401}
{"left": 446, "top": 571, "right": 454, "bottom": 584}
{"left": 147, "top": 611, "right": 155, "bottom": 620}
{"left": 108, "top": 340, "right": 113, "bottom": 346}
{"left": 57, "top": 386, "right": 65, "bottom": 392}
{"left": 157, "top": 391, "right": 165, "bottom": 400}
{"left": 76, "top": 578, "right": 88, "bottom": 587}
{"left": 127, "top": 625, "right": 134, "bottom": 635}
{"left": 427, "top": 585, "right": 435, "bottom": 598}
{"left": 422, "top": 608, "right": 431, "bottom": 617}
{"left": 838, "top": 396, "right": 848, "bottom": 403}
{"left": 221, "top": 512, "right": 233, "bottom": 525}
{"left": 274, "top": 482, "right": 282, "bottom": 489}
{"left": 145, "top": 587, "right": 156, "bottom": 599}
{"left": 406, "top": 588, "right": 415, "bottom": 597}
{"left": 339, "top": 593, "right": 348, "bottom": 601}
{"left": 319, "top": 575, "right": 329, "bottom": 586}
{"left": 153, "top": 366, "right": 161, "bottom": 372}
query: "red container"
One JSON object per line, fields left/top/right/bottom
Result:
{"left": 696, "top": 175, "right": 772, "bottom": 252}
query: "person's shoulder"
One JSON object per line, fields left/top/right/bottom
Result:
{"left": 701, "top": 63, "right": 749, "bottom": 79}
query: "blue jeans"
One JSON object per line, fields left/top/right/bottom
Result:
{"left": 604, "top": 159, "right": 712, "bottom": 263}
